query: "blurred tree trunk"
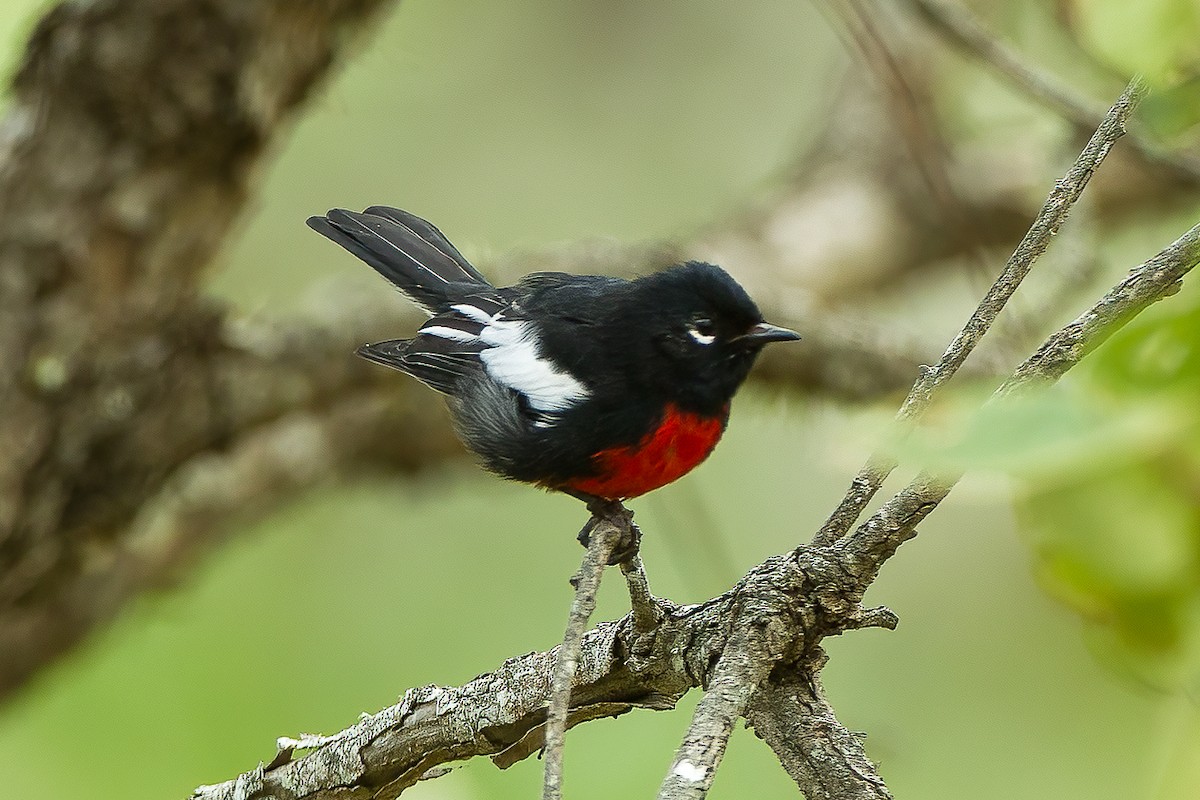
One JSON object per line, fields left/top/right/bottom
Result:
{"left": 0, "top": 0, "right": 426, "bottom": 700}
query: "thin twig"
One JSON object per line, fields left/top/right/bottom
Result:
{"left": 813, "top": 77, "right": 1144, "bottom": 547}
{"left": 903, "top": 0, "right": 1200, "bottom": 184}
{"left": 542, "top": 511, "right": 625, "bottom": 800}
{"left": 842, "top": 218, "right": 1200, "bottom": 585}
{"left": 1002, "top": 221, "right": 1200, "bottom": 391}
{"left": 619, "top": 552, "right": 660, "bottom": 636}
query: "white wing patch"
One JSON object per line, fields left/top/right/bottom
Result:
{"left": 420, "top": 309, "right": 590, "bottom": 413}
{"left": 479, "top": 319, "right": 590, "bottom": 412}
{"left": 419, "top": 325, "right": 479, "bottom": 342}
{"left": 451, "top": 303, "right": 494, "bottom": 324}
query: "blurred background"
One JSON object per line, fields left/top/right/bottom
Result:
{"left": 1, "top": 0, "right": 1199, "bottom": 798}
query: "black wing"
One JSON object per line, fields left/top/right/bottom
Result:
{"left": 357, "top": 338, "right": 483, "bottom": 396}
{"left": 356, "top": 291, "right": 513, "bottom": 395}
{"left": 308, "top": 207, "right": 492, "bottom": 314}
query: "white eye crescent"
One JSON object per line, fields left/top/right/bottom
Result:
{"left": 688, "top": 319, "right": 717, "bottom": 345}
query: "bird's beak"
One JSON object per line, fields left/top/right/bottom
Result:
{"left": 738, "top": 322, "right": 801, "bottom": 344}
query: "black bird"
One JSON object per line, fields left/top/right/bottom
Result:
{"left": 307, "top": 206, "right": 799, "bottom": 504}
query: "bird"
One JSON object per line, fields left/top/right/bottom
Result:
{"left": 307, "top": 206, "right": 799, "bottom": 517}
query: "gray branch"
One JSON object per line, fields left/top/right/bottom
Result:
{"left": 814, "top": 79, "right": 1143, "bottom": 547}
{"left": 657, "top": 592, "right": 788, "bottom": 800}
{"left": 840, "top": 220, "right": 1200, "bottom": 587}
{"left": 745, "top": 664, "right": 892, "bottom": 800}
{"left": 542, "top": 512, "right": 623, "bottom": 800}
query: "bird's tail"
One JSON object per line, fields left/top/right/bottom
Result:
{"left": 307, "top": 206, "right": 492, "bottom": 314}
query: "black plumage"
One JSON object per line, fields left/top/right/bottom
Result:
{"left": 308, "top": 206, "right": 800, "bottom": 496}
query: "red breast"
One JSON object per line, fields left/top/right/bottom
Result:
{"left": 557, "top": 403, "right": 729, "bottom": 500}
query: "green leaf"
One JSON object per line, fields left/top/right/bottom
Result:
{"left": 1139, "top": 76, "right": 1200, "bottom": 142}
{"left": 1074, "top": 0, "right": 1200, "bottom": 86}
{"left": 1018, "top": 455, "right": 1200, "bottom": 685}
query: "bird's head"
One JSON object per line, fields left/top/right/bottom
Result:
{"left": 627, "top": 261, "right": 799, "bottom": 414}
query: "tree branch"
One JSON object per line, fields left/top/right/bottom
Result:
{"left": 657, "top": 596, "right": 788, "bottom": 800}
{"left": 542, "top": 510, "right": 624, "bottom": 800}
{"left": 839, "top": 218, "right": 1200, "bottom": 589}
{"left": 745, "top": 664, "right": 892, "bottom": 800}
{"left": 0, "top": 0, "right": 399, "bottom": 700}
{"left": 814, "top": 78, "right": 1144, "bottom": 546}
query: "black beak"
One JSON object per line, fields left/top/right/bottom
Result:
{"left": 738, "top": 322, "right": 801, "bottom": 344}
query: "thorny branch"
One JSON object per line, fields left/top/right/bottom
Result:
{"left": 192, "top": 81, "right": 1200, "bottom": 800}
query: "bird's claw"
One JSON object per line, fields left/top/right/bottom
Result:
{"left": 576, "top": 500, "right": 640, "bottom": 565}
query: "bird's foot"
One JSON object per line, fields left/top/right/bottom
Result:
{"left": 575, "top": 498, "right": 640, "bottom": 566}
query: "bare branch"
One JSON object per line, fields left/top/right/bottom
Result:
{"left": 620, "top": 552, "right": 661, "bottom": 637}
{"left": 185, "top": 556, "right": 755, "bottom": 800}
{"left": 814, "top": 78, "right": 1144, "bottom": 546}
{"left": 841, "top": 218, "right": 1200, "bottom": 585}
{"left": 189, "top": 81, "right": 1200, "bottom": 800}
{"left": 1003, "top": 222, "right": 1200, "bottom": 390}
{"left": 191, "top": 214, "right": 1200, "bottom": 800}
{"left": 746, "top": 665, "right": 892, "bottom": 800}
{"left": 657, "top": 609, "right": 785, "bottom": 799}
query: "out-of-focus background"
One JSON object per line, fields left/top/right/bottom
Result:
{"left": 1, "top": 0, "right": 1199, "bottom": 798}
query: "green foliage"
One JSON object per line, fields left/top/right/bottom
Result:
{"left": 1074, "top": 0, "right": 1200, "bottom": 141}
{"left": 901, "top": 284, "right": 1200, "bottom": 690}
{"left": 1075, "top": 0, "right": 1200, "bottom": 82}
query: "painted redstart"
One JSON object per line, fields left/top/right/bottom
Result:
{"left": 307, "top": 206, "right": 799, "bottom": 511}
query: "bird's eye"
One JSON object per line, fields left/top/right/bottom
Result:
{"left": 688, "top": 318, "right": 717, "bottom": 345}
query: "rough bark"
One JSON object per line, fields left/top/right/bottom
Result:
{"left": 0, "top": 0, "right": 400, "bottom": 699}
